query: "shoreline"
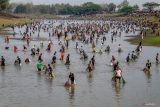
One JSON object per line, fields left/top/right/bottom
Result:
{"left": 125, "top": 35, "right": 160, "bottom": 47}
{"left": 0, "top": 18, "right": 39, "bottom": 35}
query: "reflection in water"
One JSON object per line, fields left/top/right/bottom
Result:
{"left": 112, "top": 82, "right": 125, "bottom": 107}
{"left": 143, "top": 70, "right": 152, "bottom": 84}
{"left": 65, "top": 86, "right": 75, "bottom": 107}
{"left": 112, "top": 82, "right": 121, "bottom": 104}
{"left": 52, "top": 64, "right": 56, "bottom": 68}
{"left": 45, "top": 78, "right": 53, "bottom": 93}
{"left": 45, "top": 78, "right": 53, "bottom": 87}
{"left": 87, "top": 72, "right": 93, "bottom": 93}
{"left": 1, "top": 66, "right": 5, "bottom": 71}
{"left": 0, "top": 67, "right": 6, "bottom": 88}
{"left": 87, "top": 72, "right": 93, "bottom": 84}
{"left": 65, "top": 65, "right": 70, "bottom": 70}
{"left": 155, "top": 64, "right": 160, "bottom": 74}
{"left": 37, "top": 72, "right": 42, "bottom": 82}
{"left": 106, "top": 51, "right": 110, "bottom": 55}
{"left": 14, "top": 65, "right": 22, "bottom": 71}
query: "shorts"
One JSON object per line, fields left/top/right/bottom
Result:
{"left": 116, "top": 76, "right": 121, "bottom": 80}
{"left": 38, "top": 68, "right": 41, "bottom": 71}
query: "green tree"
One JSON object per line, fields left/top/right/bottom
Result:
{"left": 108, "top": 3, "right": 116, "bottom": 12}
{"left": 38, "top": 5, "right": 50, "bottom": 14}
{"left": 49, "top": 5, "right": 56, "bottom": 15}
{"left": 143, "top": 2, "right": 160, "bottom": 11}
{"left": 13, "top": 2, "right": 103, "bottom": 15}
{"left": 0, "top": 0, "right": 10, "bottom": 11}
{"left": 82, "top": 2, "right": 102, "bottom": 15}
{"left": 101, "top": 3, "right": 109, "bottom": 13}
{"left": 72, "top": 6, "right": 82, "bottom": 15}
{"left": 58, "top": 4, "right": 73, "bottom": 15}
{"left": 25, "top": 3, "right": 33, "bottom": 13}
{"left": 117, "top": 0, "right": 129, "bottom": 9}
{"left": 118, "top": 5, "right": 135, "bottom": 15}
{"left": 7, "top": 3, "right": 18, "bottom": 13}
{"left": 133, "top": 4, "right": 139, "bottom": 11}
{"left": 14, "top": 4, "right": 27, "bottom": 13}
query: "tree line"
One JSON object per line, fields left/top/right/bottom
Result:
{"left": 0, "top": 0, "right": 160, "bottom": 15}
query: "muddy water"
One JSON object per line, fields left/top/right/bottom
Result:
{"left": 0, "top": 20, "right": 160, "bottom": 107}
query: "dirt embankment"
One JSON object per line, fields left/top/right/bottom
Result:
{"left": 0, "top": 12, "right": 20, "bottom": 18}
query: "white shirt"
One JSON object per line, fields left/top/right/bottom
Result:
{"left": 116, "top": 70, "right": 122, "bottom": 77}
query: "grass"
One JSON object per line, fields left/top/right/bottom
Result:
{"left": 15, "top": 14, "right": 60, "bottom": 19}
{"left": 126, "top": 30, "right": 160, "bottom": 47}
{"left": 142, "top": 35, "right": 160, "bottom": 46}
{"left": 0, "top": 17, "right": 38, "bottom": 35}
{"left": 0, "top": 18, "right": 36, "bottom": 29}
{"left": 125, "top": 14, "right": 160, "bottom": 47}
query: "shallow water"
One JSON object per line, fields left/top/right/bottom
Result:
{"left": 0, "top": 20, "right": 160, "bottom": 107}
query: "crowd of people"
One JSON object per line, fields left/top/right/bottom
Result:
{"left": 0, "top": 19, "right": 159, "bottom": 88}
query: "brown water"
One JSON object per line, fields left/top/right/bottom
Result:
{"left": 0, "top": 20, "right": 160, "bottom": 107}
